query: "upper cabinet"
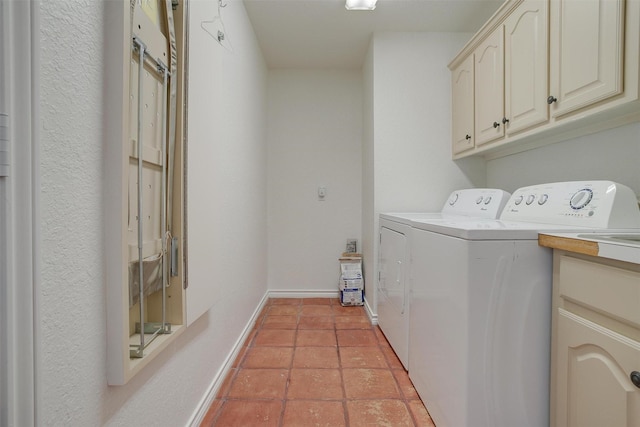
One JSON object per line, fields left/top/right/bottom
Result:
{"left": 475, "top": 27, "right": 505, "bottom": 146}
{"left": 449, "top": 0, "right": 640, "bottom": 159}
{"left": 549, "top": 0, "right": 625, "bottom": 117}
{"left": 504, "top": 0, "right": 549, "bottom": 134}
{"left": 452, "top": 55, "right": 475, "bottom": 154}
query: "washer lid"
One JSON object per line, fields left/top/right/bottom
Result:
{"left": 380, "top": 188, "right": 511, "bottom": 225}
{"left": 410, "top": 217, "right": 640, "bottom": 241}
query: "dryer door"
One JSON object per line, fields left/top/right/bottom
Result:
{"left": 379, "top": 226, "right": 407, "bottom": 316}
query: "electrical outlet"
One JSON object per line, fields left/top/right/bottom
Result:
{"left": 318, "top": 186, "right": 327, "bottom": 201}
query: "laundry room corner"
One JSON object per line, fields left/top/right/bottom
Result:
{"left": 361, "top": 31, "right": 487, "bottom": 316}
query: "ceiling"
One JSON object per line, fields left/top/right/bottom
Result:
{"left": 242, "top": 0, "right": 504, "bottom": 69}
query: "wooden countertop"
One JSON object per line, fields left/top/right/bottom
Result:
{"left": 538, "top": 234, "right": 599, "bottom": 257}
{"left": 539, "top": 233, "right": 640, "bottom": 264}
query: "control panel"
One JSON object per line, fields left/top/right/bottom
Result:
{"left": 440, "top": 188, "right": 511, "bottom": 218}
{"left": 500, "top": 181, "right": 640, "bottom": 228}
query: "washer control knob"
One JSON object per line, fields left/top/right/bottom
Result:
{"left": 538, "top": 194, "right": 549, "bottom": 205}
{"left": 476, "top": 196, "right": 483, "bottom": 204}
{"left": 514, "top": 195, "right": 524, "bottom": 205}
{"left": 448, "top": 193, "right": 459, "bottom": 205}
{"left": 570, "top": 188, "right": 594, "bottom": 210}
{"left": 526, "top": 194, "right": 536, "bottom": 205}
{"left": 484, "top": 196, "right": 492, "bottom": 205}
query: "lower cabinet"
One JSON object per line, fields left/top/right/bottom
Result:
{"left": 551, "top": 252, "right": 640, "bottom": 427}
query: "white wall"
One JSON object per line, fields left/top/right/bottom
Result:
{"left": 362, "top": 32, "right": 486, "bottom": 311}
{"left": 39, "top": 1, "right": 267, "bottom": 425}
{"left": 362, "top": 40, "right": 376, "bottom": 310}
{"left": 267, "top": 70, "right": 362, "bottom": 293}
{"left": 487, "top": 123, "right": 640, "bottom": 195}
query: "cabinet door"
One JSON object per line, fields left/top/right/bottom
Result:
{"left": 452, "top": 55, "right": 475, "bottom": 154}
{"left": 474, "top": 27, "right": 504, "bottom": 146}
{"left": 504, "top": 0, "right": 548, "bottom": 135}
{"left": 549, "top": 0, "right": 624, "bottom": 117}
{"left": 555, "top": 309, "right": 640, "bottom": 427}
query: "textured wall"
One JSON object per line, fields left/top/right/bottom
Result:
{"left": 40, "top": 0, "right": 106, "bottom": 424}
{"left": 267, "top": 70, "right": 363, "bottom": 293}
{"left": 39, "top": 0, "right": 268, "bottom": 425}
{"left": 487, "top": 123, "right": 640, "bottom": 196}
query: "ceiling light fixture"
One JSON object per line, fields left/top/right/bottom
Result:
{"left": 345, "top": 0, "right": 377, "bottom": 11}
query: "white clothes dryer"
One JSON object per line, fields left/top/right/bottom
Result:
{"left": 378, "top": 188, "right": 510, "bottom": 370}
{"left": 408, "top": 181, "right": 640, "bottom": 427}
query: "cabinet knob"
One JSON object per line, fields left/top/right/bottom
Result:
{"left": 547, "top": 95, "right": 558, "bottom": 104}
{"left": 493, "top": 121, "right": 500, "bottom": 129}
{"left": 502, "top": 117, "right": 510, "bottom": 125}
{"left": 465, "top": 134, "right": 471, "bottom": 140}
{"left": 631, "top": 371, "right": 640, "bottom": 388}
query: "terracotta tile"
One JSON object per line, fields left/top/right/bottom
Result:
{"left": 216, "top": 368, "right": 237, "bottom": 398}
{"left": 336, "top": 329, "right": 378, "bottom": 347}
{"left": 407, "top": 400, "right": 436, "bottom": 427}
{"left": 298, "top": 316, "right": 335, "bottom": 330}
{"left": 334, "top": 315, "right": 371, "bottom": 330}
{"left": 253, "top": 329, "right": 296, "bottom": 347}
{"left": 374, "top": 327, "right": 392, "bottom": 347}
{"left": 287, "top": 368, "right": 344, "bottom": 399}
{"left": 300, "top": 305, "right": 333, "bottom": 316}
{"left": 269, "top": 305, "right": 300, "bottom": 316}
{"left": 242, "top": 347, "right": 293, "bottom": 369}
{"left": 271, "top": 298, "right": 302, "bottom": 305}
{"left": 262, "top": 315, "right": 298, "bottom": 329}
{"left": 339, "top": 347, "right": 387, "bottom": 368}
{"left": 244, "top": 328, "right": 259, "bottom": 346}
{"left": 342, "top": 369, "right": 401, "bottom": 399}
{"left": 227, "top": 368, "right": 288, "bottom": 399}
{"left": 214, "top": 400, "right": 283, "bottom": 427}
{"left": 302, "top": 297, "right": 332, "bottom": 305}
{"left": 347, "top": 400, "right": 413, "bottom": 427}
{"left": 382, "top": 346, "right": 405, "bottom": 369}
{"left": 283, "top": 400, "right": 346, "bottom": 427}
{"left": 296, "top": 329, "right": 337, "bottom": 347}
{"left": 293, "top": 347, "right": 340, "bottom": 369}
{"left": 199, "top": 398, "right": 223, "bottom": 427}
{"left": 332, "top": 305, "right": 366, "bottom": 316}
{"left": 232, "top": 345, "right": 250, "bottom": 368}
{"left": 392, "top": 369, "right": 420, "bottom": 400}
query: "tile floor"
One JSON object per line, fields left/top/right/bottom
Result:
{"left": 200, "top": 297, "right": 436, "bottom": 427}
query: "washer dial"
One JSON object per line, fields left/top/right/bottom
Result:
{"left": 570, "top": 188, "right": 593, "bottom": 210}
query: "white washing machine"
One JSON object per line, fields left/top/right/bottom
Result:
{"left": 378, "top": 188, "right": 510, "bottom": 370}
{"left": 408, "top": 181, "right": 640, "bottom": 427}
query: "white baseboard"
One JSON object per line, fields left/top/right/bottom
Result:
{"left": 363, "top": 297, "right": 378, "bottom": 325}
{"left": 186, "top": 291, "right": 270, "bottom": 427}
{"left": 267, "top": 289, "right": 339, "bottom": 299}
{"left": 186, "top": 288, "right": 377, "bottom": 426}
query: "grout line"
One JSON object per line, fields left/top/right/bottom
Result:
{"left": 207, "top": 298, "right": 428, "bottom": 426}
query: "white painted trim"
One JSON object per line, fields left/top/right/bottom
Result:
{"left": 0, "top": 1, "right": 39, "bottom": 426}
{"left": 267, "top": 289, "right": 340, "bottom": 299}
{"left": 186, "top": 291, "right": 270, "bottom": 427}
{"left": 363, "top": 297, "right": 378, "bottom": 325}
